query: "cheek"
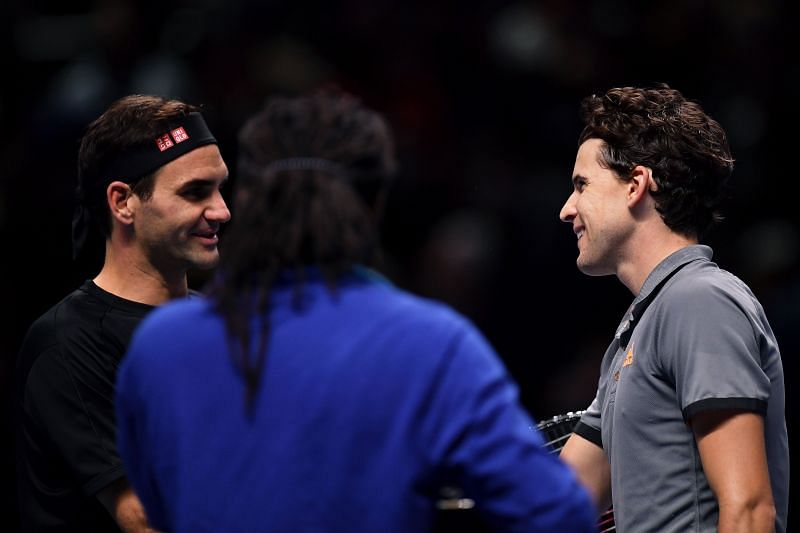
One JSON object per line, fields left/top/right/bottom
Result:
{"left": 576, "top": 196, "right": 594, "bottom": 221}
{"left": 155, "top": 202, "right": 195, "bottom": 225}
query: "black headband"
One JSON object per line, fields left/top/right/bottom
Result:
{"left": 97, "top": 112, "right": 217, "bottom": 183}
{"left": 72, "top": 112, "right": 217, "bottom": 259}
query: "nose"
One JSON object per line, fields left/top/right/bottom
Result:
{"left": 206, "top": 190, "right": 231, "bottom": 224}
{"left": 560, "top": 192, "right": 577, "bottom": 223}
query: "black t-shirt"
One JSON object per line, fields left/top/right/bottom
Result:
{"left": 16, "top": 281, "right": 154, "bottom": 532}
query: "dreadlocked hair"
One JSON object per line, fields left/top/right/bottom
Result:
{"left": 579, "top": 84, "right": 734, "bottom": 239}
{"left": 209, "top": 89, "right": 397, "bottom": 412}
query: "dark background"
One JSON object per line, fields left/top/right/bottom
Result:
{"left": 2, "top": 0, "right": 797, "bottom": 527}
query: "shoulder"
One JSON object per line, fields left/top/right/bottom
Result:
{"left": 23, "top": 282, "right": 140, "bottom": 338}
{"left": 660, "top": 260, "right": 758, "bottom": 313}
{"left": 652, "top": 261, "right": 765, "bottom": 348}
{"left": 363, "top": 286, "right": 501, "bottom": 369}
{"left": 359, "top": 286, "right": 511, "bottom": 393}
{"left": 357, "top": 283, "right": 481, "bottom": 337}
{"left": 298, "top": 279, "right": 496, "bottom": 362}
{"left": 17, "top": 287, "right": 105, "bottom": 396}
{"left": 18, "top": 288, "right": 91, "bottom": 363}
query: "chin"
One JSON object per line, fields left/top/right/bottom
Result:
{"left": 576, "top": 255, "right": 602, "bottom": 277}
{"left": 577, "top": 258, "right": 613, "bottom": 277}
{"left": 188, "top": 252, "right": 221, "bottom": 271}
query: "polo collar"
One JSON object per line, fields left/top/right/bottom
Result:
{"left": 637, "top": 245, "right": 713, "bottom": 302}
{"left": 615, "top": 245, "right": 713, "bottom": 344}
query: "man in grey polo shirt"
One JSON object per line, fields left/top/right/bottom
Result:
{"left": 558, "top": 84, "right": 788, "bottom": 532}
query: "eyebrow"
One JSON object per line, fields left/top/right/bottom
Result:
{"left": 571, "top": 174, "right": 586, "bottom": 187}
{"left": 176, "top": 176, "right": 229, "bottom": 193}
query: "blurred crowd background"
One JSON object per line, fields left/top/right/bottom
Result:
{"left": 2, "top": 0, "right": 797, "bottom": 527}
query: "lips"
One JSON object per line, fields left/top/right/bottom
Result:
{"left": 191, "top": 230, "right": 219, "bottom": 245}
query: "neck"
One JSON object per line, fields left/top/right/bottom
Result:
{"left": 616, "top": 226, "right": 696, "bottom": 296}
{"left": 93, "top": 240, "right": 188, "bottom": 306}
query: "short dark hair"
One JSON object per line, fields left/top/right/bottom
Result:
{"left": 210, "top": 89, "right": 397, "bottom": 409}
{"left": 77, "top": 94, "right": 200, "bottom": 239}
{"left": 579, "top": 84, "right": 734, "bottom": 238}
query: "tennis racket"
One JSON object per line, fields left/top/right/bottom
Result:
{"left": 536, "top": 411, "right": 615, "bottom": 532}
{"left": 434, "top": 410, "right": 615, "bottom": 532}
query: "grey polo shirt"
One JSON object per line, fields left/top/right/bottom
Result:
{"left": 575, "top": 245, "right": 788, "bottom": 532}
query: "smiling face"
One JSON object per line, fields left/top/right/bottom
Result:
{"left": 559, "top": 138, "right": 634, "bottom": 277}
{"left": 131, "top": 144, "right": 231, "bottom": 275}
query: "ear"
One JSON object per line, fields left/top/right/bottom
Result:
{"left": 106, "top": 181, "right": 135, "bottom": 226}
{"left": 626, "top": 165, "right": 655, "bottom": 208}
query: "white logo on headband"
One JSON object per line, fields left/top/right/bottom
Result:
{"left": 155, "top": 134, "right": 174, "bottom": 152}
{"left": 155, "top": 126, "right": 191, "bottom": 152}
{"left": 171, "top": 126, "right": 189, "bottom": 143}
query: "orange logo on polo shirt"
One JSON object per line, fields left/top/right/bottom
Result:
{"left": 623, "top": 342, "right": 634, "bottom": 367}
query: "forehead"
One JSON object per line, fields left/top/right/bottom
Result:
{"left": 573, "top": 138, "right": 605, "bottom": 173}
{"left": 153, "top": 144, "right": 228, "bottom": 188}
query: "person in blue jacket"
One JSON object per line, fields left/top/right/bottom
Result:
{"left": 115, "top": 89, "right": 596, "bottom": 533}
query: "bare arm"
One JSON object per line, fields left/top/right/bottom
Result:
{"left": 692, "top": 410, "right": 776, "bottom": 533}
{"left": 96, "top": 477, "right": 157, "bottom": 533}
{"left": 559, "top": 433, "right": 612, "bottom": 511}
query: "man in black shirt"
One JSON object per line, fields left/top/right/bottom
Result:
{"left": 16, "top": 95, "right": 231, "bottom": 531}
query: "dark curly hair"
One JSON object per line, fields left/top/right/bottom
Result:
{"left": 208, "top": 89, "right": 397, "bottom": 409}
{"left": 579, "top": 84, "right": 734, "bottom": 238}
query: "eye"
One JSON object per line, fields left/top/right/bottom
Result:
{"left": 179, "top": 178, "right": 227, "bottom": 201}
{"left": 182, "top": 185, "right": 213, "bottom": 201}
